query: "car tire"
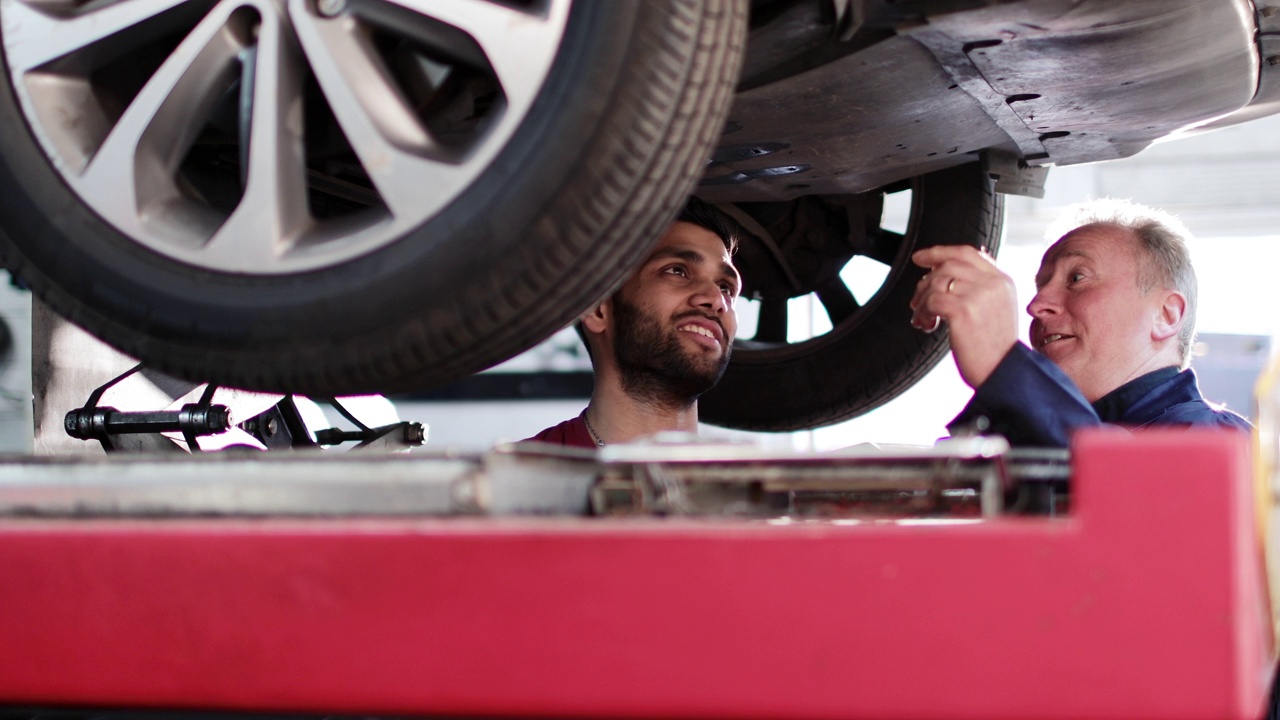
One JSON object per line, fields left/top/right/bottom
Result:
{"left": 700, "top": 162, "right": 1004, "bottom": 431}
{"left": 0, "top": 0, "right": 746, "bottom": 395}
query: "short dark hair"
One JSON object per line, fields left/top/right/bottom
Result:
{"left": 676, "top": 196, "right": 740, "bottom": 255}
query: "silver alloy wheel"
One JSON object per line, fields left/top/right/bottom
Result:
{"left": 2, "top": 0, "right": 569, "bottom": 273}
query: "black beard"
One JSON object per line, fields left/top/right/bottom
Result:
{"left": 611, "top": 295, "right": 731, "bottom": 409}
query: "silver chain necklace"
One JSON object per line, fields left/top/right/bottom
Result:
{"left": 582, "top": 411, "right": 605, "bottom": 447}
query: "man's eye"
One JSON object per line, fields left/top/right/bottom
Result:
{"left": 1068, "top": 271, "right": 1085, "bottom": 283}
{"left": 720, "top": 283, "right": 736, "bottom": 297}
{"left": 665, "top": 265, "right": 687, "bottom": 277}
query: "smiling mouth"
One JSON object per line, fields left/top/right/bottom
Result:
{"left": 1038, "top": 333, "right": 1074, "bottom": 349}
{"left": 678, "top": 324, "right": 719, "bottom": 343}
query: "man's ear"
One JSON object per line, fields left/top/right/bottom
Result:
{"left": 581, "top": 298, "right": 610, "bottom": 336}
{"left": 1151, "top": 290, "right": 1187, "bottom": 342}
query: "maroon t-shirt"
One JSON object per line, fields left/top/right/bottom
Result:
{"left": 525, "top": 415, "right": 597, "bottom": 449}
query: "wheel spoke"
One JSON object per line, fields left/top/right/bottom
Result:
{"left": 80, "top": 3, "right": 249, "bottom": 242}
{"left": 816, "top": 276, "right": 860, "bottom": 327}
{"left": 2, "top": 0, "right": 193, "bottom": 72}
{"left": 383, "top": 0, "right": 568, "bottom": 108}
{"left": 290, "top": 0, "right": 434, "bottom": 154}
{"left": 753, "top": 297, "right": 789, "bottom": 343}
{"left": 200, "top": 8, "right": 310, "bottom": 267}
{"left": 289, "top": 0, "right": 463, "bottom": 219}
{"left": 861, "top": 227, "right": 904, "bottom": 266}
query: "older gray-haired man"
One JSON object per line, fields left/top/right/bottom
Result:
{"left": 908, "top": 199, "right": 1250, "bottom": 447}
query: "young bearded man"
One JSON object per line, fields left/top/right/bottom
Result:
{"left": 528, "top": 199, "right": 741, "bottom": 448}
{"left": 908, "top": 199, "right": 1249, "bottom": 448}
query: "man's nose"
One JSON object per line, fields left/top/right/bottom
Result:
{"left": 693, "top": 281, "right": 729, "bottom": 314}
{"left": 1026, "top": 287, "right": 1058, "bottom": 317}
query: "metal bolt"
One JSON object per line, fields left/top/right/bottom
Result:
{"left": 317, "top": 0, "right": 346, "bottom": 17}
{"left": 1269, "top": 56, "right": 1280, "bottom": 67}
{"left": 1262, "top": 5, "right": 1279, "bottom": 17}
{"left": 401, "top": 422, "right": 427, "bottom": 445}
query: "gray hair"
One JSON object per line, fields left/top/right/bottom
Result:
{"left": 1050, "top": 199, "right": 1198, "bottom": 368}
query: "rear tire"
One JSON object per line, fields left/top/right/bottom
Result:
{"left": 701, "top": 162, "right": 1003, "bottom": 431}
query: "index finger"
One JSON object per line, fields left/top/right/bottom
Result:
{"left": 911, "top": 244, "right": 991, "bottom": 270}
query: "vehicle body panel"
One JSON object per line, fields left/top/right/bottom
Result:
{"left": 703, "top": 0, "right": 1267, "bottom": 202}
